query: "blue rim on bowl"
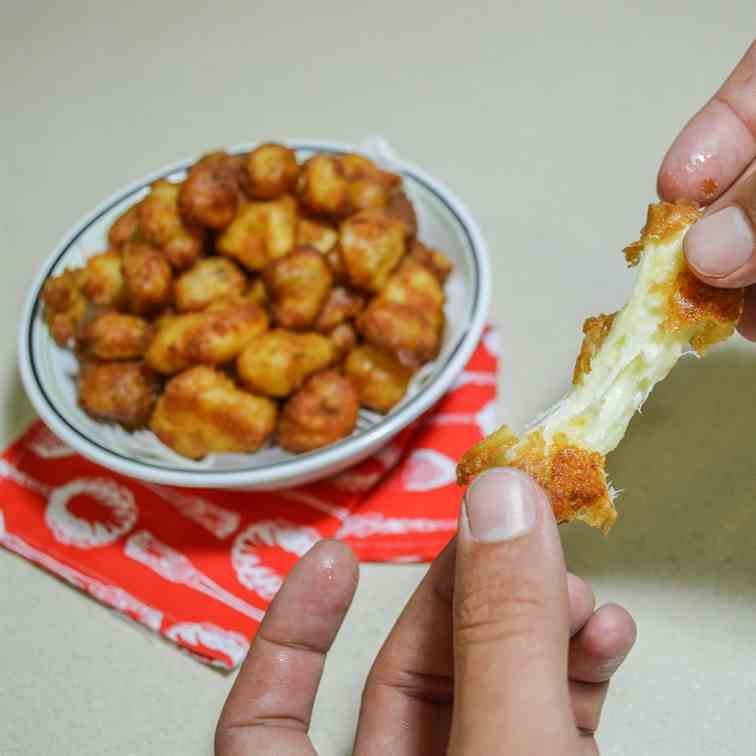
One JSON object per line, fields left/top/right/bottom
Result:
{"left": 18, "top": 140, "right": 491, "bottom": 489}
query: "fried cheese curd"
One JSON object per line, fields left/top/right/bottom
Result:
{"left": 457, "top": 201, "right": 744, "bottom": 532}
{"left": 150, "top": 366, "right": 277, "bottom": 459}
{"left": 77, "top": 312, "right": 153, "bottom": 361}
{"left": 277, "top": 370, "right": 359, "bottom": 452}
{"left": 173, "top": 257, "right": 247, "bottom": 312}
{"left": 344, "top": 344, "right": 413, "bottom": 413}
{"left": 264, "top": 246, "right": 333, "bottom": 329}
{"left": 78, "top": 360, "right": 159, "bottom": 429}
{"left": 41, "top": 143, "right": 456, "bottom": 458}
{"left": 178, "top": 151, "right": 241, "bottom": 230}
{"left": 216, "top": 195, "right": 297, "bottom": 271}
{"left": 41, "top": 268, "right": 88, "bottom": 346}
{"left": 358, "top": 256, "right": 446, "bottom": 369}
{"left": 146, "top": 298, "right": 269, "bottom": 374}
{"left": 139, "top": 179, "right": 205, "bottom": 269}
{"left": 237, "top": 329, "right": 336, "bottom": 398}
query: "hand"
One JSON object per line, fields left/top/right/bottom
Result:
{"left": 658, "top": 41, "right": 756, "bottom": 339}
{"left": 215, "top": 468, "right": 636, "bottom": 755}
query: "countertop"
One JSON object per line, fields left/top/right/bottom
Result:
{"left": 1, "top": 3, "right": 755, "bottom": 754}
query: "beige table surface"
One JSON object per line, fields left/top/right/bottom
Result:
{"left": 2, "top": 3, "right": 755, "bottom": 754}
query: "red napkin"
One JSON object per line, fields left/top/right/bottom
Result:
{"left": 0, "top": 327, "right": 498, "bottom": 668}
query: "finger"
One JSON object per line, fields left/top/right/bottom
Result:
{"left": 568, "top": 603, "right": 637, "bottom": 684}
{"left": 448, "top": 468, "right": 579, "bottom": 755}
{"left": 683, "top": 164, "right": 756, "bottom": 286}
{"left": 354, "top": 550, "right": 596, "bottom": 756}
{"left": 569, "top": 680, "right": 609, "bottom": 734}
{"left": 737, "top": 285, "right": 756, "bottom": 340}
{"left": 216, "top": 540, "right": 358, "bottom": 756}
{"left": 353, "top": 538, "right": 456, "bottom": 756}
{"left": 567, "top": 573, "right": 595, "bottom": 636}
{"left": 658, "top": 41, "right": 756, "bottom": 205}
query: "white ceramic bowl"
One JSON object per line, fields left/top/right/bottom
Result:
{"left": 18, "top": 139, "right": 491, "bottom": 489}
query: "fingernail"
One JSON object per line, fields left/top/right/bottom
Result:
{"left": 685, "top": 206, "right": 755, "bottom": 277}
{"left": 464, "top": 469, "right": 537, "bottom": 542}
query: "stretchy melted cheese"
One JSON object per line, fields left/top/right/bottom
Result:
{"left": 457, "top": 202, "right": 744, "bottom": 532}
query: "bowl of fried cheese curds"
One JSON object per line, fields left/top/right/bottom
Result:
{"left": 18, "top": 139, "right": 490, "bottom": 489}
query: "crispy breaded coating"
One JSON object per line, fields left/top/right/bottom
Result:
{"left": 78, "top": 360, "right": 158, "bottom": 429}
{"left": 237, "top": 329, "right": 335, "bottom": 398}
{"left": 173, "top": 257, "right": 247, "bottom": 312}
{"left": 340, "top": 153, "right": 402, "bottom": 213}
{"left": 41, "top": 268, "right": 88, "bottom": 346}
{"left": 344, "top": 344, "right": 413, "bottom": 413}
{"left": 150, "top": 366, "right": 277, "bottom": 458}
{"left": 296, "top": 152, "right": 401, "bottom": 219}
{"left": 328, "top": 322, "right": 358, "bottom": 359}
{"left": 385, "top": 191, "right": 418, "bottom": 238}
{"left": 122, "top": 242, "right": 173, "bottom": 315}
{"left": 339, "top": 208, "right": 406, "bottom": 292}
{"left": 145, "top": 300, "right": 268, "bottom": 374}
{"left": 277, "top": 370, "right": 359, "bottom": 452}
{"left": 77, "top": 312, "right": 153, "bottom": 360}
{"left": 139, "top": 179, "right": 205, "bottom": 270}
{"left": 245, "top": 278, "right": 269, "bottom": 308}
{"left": 296, "top": 155, "right": 349, "bottom": 217}
{"left": 178, "top": 152, "right": 240, "bottom": 230}
{"left": 296, "top": 216, "right": 339, "bottom": 253}
{"left": 458, "top": 201, "right": 745, "bottom": 532}
{"left": 572, "top": 313, "right": 616, "bottom": 385}
{"left": 314, "top": 286, "right": 366, "bottom": 332}
{"left": 326, "top": 245, "right": 347, "bottom": 281}
{"left": 408, "top": 241, "right": 454, "bottom": 283}
{"left": 81, "top": 250, "right": 127, "bottom": 309}
{"left": 264, "top": 247, "right": 333, "bottom": 329}
{"left": 357, "top": 257, "right": 445, "bottom": 368}
{"left": 244, "top": 143, "right": 299, "bottom": 200}
{"left": 216, "top": 196, "right": 296, "bottom": 271}
{"left": 107, "top": 202, "right": 142, "bottom": 249}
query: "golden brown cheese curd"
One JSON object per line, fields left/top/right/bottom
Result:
{"left": 328, "top": 322, "right": 358, "bottom": 359}
{"left": 237, "top": 329, "right": 335, "bottom": 398}
{"left": 107, "top": 202, "right": 142, "bottom": 249}
{"left": 41, "top": 268, "right": 88, "bottom": 346}
{"left": 122, "top": 242, "right": 173, "bottom": 315}
{"left": 178, "top": 152, "right": 240, "bottom": 230}
{"left": 339, "top": 209, "right": 406, "bottom": 292}
{"left": 296, "top": 153, "right": 402, "bottom": 219}
{"left": 358, "top": 257, "right": 445, "bottom": 368}
{"left": 296, "top": 217, "right": 339, "bottom": 253}
{"left": 407, "top": 241, "right": 453, "bottom": 284}
{"left": 340, "top": 153, "right": 401, "bottom": 213}
{"left": 150, "top": 366, "right": 277, "bottom": 459}
{"left": 216, "top": 195, "right": 296, "bottom": 271}
{"left": 145, "top": 299, "right": 268, "bottom": 374}
{"left": 81, "top": 250, "right": 127, "bottom": 309}
{"left": 314, "top": 286, "right": 366, "bottom": 332}
{"left": 296, "top": 155, "right": 349, "bottom": 217}
{"left": 277, "top": 370, "right": 359, "bottom": 452}
{"left": 173, "top": 257, "right": 247, "bottom": 312}
{"left": 385, "top": 191, "right": 418, "bottom": 238}
{"left": 244, "top": 143, "right": 299, "bottom": 200}
{"left": 78, "top": 360, "right": 158, "bottom": 429}
{"left": 139, "top": 179, "right": 205, "bottom": 270}
{"left": 264, "top": 247, "right": 333, "bottom": 329}
{"left": 77, "top": 312, "right": 153, "bottom": 361}
{"left": 344, "top": 344, "right": 413, "bottom": 413}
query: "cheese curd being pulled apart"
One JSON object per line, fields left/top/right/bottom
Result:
{"left": 457, "top": 202, "right": 744, "bottom": 532}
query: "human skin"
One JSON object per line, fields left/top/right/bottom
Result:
{"left": 215, "top": 469, "right": 636, "bottom": 755}
{"left": 658, "top": 41, "right": 756, "bottom": 339}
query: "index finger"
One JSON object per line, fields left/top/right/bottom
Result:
{"left": 658, "top": 41, "right": 756, "bottom": 205}
{"left": 216, "top": 540, "right": 358, "bottom": 756}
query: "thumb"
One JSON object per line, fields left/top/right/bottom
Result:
{"left": 448, "top": 468, "right": 579, "bottom": 756}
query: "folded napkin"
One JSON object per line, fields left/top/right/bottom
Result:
{"left": 0, "top": 327, "right": 498, "bottom": 668}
